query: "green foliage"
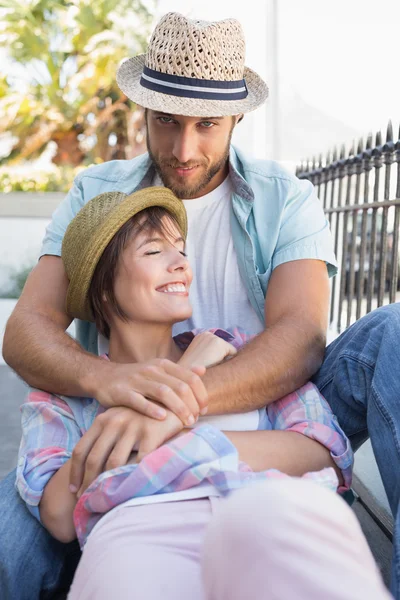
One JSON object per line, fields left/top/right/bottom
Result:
{"left": 0, "top": 165, "right": 87, "bottom": 192}
{"left": 0, "top": 0, "right": 153, "bottom": 165}
{"left": 0, "top": 264, "right": 34, "bottom": 299}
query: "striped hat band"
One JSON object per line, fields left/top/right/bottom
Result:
{"left": 140, "top": 65, "right": 248, "bottom": 101}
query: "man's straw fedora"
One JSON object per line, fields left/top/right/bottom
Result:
{"left": 117, "top": 12, "right": 268, "bottom": 117}
{"left": 62, "top": 188, "right": 187, "bottom": 322}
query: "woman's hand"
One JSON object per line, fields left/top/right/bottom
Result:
{"left": 178, "top": 332, "right": 237, "bottom": 369}
{"left": 70, "top": 406, "right": 184, "bottom": 497}
{"left": 94, "top": 359, "right": 207, "bottom": 426}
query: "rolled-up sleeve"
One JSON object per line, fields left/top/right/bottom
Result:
{"left": 16, "top": 390, "right": 81, "bottom": 521}
{"left": 40, "top": 174, "right": 86, "bottom": 258}
{"left": 267, "top": 382, "right": 353, "bottom": 492}
{"left": 272, "top": 178, "right": 338, "bottom": 277}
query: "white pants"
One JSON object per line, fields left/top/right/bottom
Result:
{"left": 69, "top": 479, "right": 392, "bottom": 600}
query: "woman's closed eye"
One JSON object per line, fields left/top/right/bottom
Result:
{"left": 145, "top": 250, "right": 187, "bottom": 257}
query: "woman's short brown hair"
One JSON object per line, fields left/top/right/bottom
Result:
{"left": 88, "top": 205, "right": 184, "bottom": 339}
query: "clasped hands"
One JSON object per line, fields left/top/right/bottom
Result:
{"left": 69, "top": 333, "right": 237, "bottom": 497}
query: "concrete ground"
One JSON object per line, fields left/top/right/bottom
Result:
{"left": 0, "top": 365, "right": 27, "bottom": 480}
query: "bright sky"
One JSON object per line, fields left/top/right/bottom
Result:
{"left": 155, "top": 0, "right": 400, "bottom": 133}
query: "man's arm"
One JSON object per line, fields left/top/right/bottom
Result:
{"left": 203, "top": 259, "right": 330, "bottom": 414}
{"left": 3, "top": 256, "right": 207, "bottom": 424}
{"left": 4, "top": 256, "right": 87, "bottom": 394}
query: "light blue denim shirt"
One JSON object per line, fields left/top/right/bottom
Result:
{"left": 41, "top": 145, "right": 337, "bottom": 354}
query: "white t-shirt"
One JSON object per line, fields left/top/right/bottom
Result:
{"left": 171, "top": 175, "right": 264, "bottom": 337}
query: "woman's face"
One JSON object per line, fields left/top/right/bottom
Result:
{"left": 110, "top": 216, "right": 193, "bottom": 326}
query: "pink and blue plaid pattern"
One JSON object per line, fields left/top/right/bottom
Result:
{"left": 16, "top": 328, "right": 353, "bottom": 548}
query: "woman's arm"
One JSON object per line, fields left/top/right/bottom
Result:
{"left": 178, "top": 426, "right": 342, "bottom": 481}
{"left": 45, "top": 430, "right": 324, "bottom": 544}
{"left": 16, "top": 390, "right": 82, "bottom": 541}
{"left": 223, "top": 429, "right": 343, "bottom": 481}
{"left": 39, "top": 460, "right": 77, "bottom": 543}
{"left": 265, "top": 382, "right": 353, "bottom": 489}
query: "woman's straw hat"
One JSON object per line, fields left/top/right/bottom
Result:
{"left": 62, "top": 187, "right": 187, "bottom": 322}
{"left": 117, "top": 12, "right": 268, "bottom": 117}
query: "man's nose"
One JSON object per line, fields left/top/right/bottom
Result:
{"left": 172, "top": 129, "right": 196, "bottom": 164}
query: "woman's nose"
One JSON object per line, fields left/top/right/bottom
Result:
{"left": 169, "top": 252, "right": 189, "bottom": 272}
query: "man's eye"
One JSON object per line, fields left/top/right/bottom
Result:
{"left": 200, "top": 121, "right": 214, "bottom": 128}
{"left": 158, "top": 117, "right": 174, "bottom": 124}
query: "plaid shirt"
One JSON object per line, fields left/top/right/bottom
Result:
{"left": 16, "top": 328, "right": 353, "bottom": 548}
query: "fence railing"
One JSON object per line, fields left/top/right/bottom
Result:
{"left": 295, "top": 121, "right": 400, "bottom": 333}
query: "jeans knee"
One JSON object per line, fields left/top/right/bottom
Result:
{"left": 366, "top": 303, "right": 400, "bottom": 332}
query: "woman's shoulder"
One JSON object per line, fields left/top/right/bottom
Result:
{"left": 24, "top": 386, "right": 103, "bottom": 433}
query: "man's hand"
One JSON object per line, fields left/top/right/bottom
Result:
{"left": 94, "top": 359, "right": 208, "bottom": 425}
{"left": 70, "top": 406, "right": 184, "bottom": 497}
{"left": 178, "top": 332, "right": 237, "bottom": 369}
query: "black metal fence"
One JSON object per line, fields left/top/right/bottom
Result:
{"left": 296, "top": 121, "right": 400, "bottom": 333}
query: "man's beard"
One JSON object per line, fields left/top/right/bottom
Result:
{"left": 146, "top": 132, "right": 233, "bottom": 200}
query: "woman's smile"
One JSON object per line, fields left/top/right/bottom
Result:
{"left": 156, "top": 281, "right": 188, "bottom": 295}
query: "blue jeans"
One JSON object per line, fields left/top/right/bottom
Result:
{"left": 1, "top": 303, "right": 399, "bottom": 599}
{"left": 312, "top": 303, "right": 400, "bottom": 599}
{"left": 0, "top": 469, "right": 80, "bottom": 599}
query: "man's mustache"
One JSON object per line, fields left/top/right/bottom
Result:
{"left": 159, "top": 159, "right": 206, "bottom": 170}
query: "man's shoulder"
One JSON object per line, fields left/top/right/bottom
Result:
{"left": 75, "top": 152, "right": 151, "bottom": 186}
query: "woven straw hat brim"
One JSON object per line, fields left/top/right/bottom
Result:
{"left": 64, "top": 189, "right": 187, "bottom": 323}
{"left": 117, "top": 54, "right": 269, "bottom": 117}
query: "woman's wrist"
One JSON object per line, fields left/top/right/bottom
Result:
{"left": 177, "top": 355, "right": 195, "bottom": 368}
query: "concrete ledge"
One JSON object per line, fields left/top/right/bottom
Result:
{"left": 353, "top": 441, "right": 393, "bottom": 537}
{"left": 0, "top": 192, "right": 65, "bottom": 217}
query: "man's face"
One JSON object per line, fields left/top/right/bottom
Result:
{"left": 145, "top": 110, "right": 237, "bottom": 199}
